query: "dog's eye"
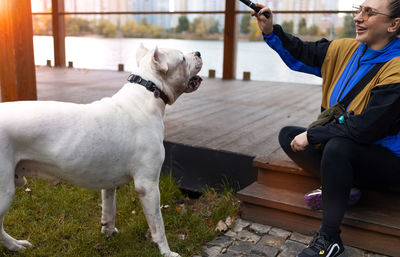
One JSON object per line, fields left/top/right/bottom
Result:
{"left": 182, "top": 57, "right": 186, "bottom": 62}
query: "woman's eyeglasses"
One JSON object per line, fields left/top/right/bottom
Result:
{"left": 352, "top": 5, "right": 392, "bottom": 21}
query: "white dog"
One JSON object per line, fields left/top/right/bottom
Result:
{"left": 0, "top": 44, "right": 202, "bottom": 257}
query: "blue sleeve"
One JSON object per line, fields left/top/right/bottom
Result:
{"left": 263, "top": 25, "right": 331, "bottom": 77}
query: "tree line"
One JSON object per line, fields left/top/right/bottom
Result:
{"left": 33, "top": 14, "right": 221, "bottom": 39}
{"left": 240, "top": 14, "right": 356, "bottom": 40}
{"left": 33, "top": 14, "right": 355, "bottom": 40}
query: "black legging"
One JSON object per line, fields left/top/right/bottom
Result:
{"left": 279, "top": 126, "right": 400, "bottom": 239}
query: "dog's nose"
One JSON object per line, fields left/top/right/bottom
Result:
{"left": 194, "top": 51, "right": 201, "bottom": 58}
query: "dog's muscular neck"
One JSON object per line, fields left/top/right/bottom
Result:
{"left": 127, "top": 74, "right": 170, "bottom": 105}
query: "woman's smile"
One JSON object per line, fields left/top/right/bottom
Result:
{"left": 356, "top": 26, "right": 367, "bottom": 34}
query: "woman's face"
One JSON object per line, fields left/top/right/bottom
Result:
{"left": 354, "top": 0, "right": 394, "bottom": 50}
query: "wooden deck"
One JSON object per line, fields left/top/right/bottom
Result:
{"left": 32, "top": 67, "right": 322, "bottom": 160}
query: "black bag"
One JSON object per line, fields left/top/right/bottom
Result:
{"left": 307, "top": 62, "right": 387, "bottom": 148}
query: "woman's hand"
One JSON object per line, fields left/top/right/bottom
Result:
{"left": 250, "top": 4, "right": 273, "bottom": 35}
{"left": 290, "top": 132, "right": 309, "bottom": 152}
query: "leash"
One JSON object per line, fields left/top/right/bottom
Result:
{"left": 127, "top": 74, "right": 170, "bottom": 104}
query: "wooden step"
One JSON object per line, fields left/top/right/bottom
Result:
{"left": 237, "top": 154, "right": 400, "bottom": 256}
{"left": 254, "top": 154, "right": 309, "bottom": 176}
{"left": 238, "top": 182, "right": 400, "bottom": 256}
{"left": 254, "top": 155, "right": 320, "bottom": 194}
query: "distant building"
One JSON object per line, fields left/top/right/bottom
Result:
{"left": 108, "top": 0, "right": 132, "bottom": 27}
{"left": 170, "top": 0, "right": 188, "bottom": 28}
{"left": 174, "top": 0, "right": 187, "bottom": 11}
{"left": 173, "top": 0, "right": 225, "bottom": 32}
{"left": 41, "top": 0, "right": 342, "bottom": 34}
{"left": 279, "top": 0, "right": 339, "bottom": 34}
{"left": 131, "top": 0, "right": 171, "bottom": 29}
{"left": 64, "top": 0, "right": 112, "bottom": 23}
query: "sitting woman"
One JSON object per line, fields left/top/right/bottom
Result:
{"left": 252, "top": 0, "right": 400, "bottom": 256}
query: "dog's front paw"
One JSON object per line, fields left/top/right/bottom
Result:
{"left": 3, "top": 239, "right": 33, "bottom": 252}
{"left": 163, "top": 252, "right": 181, "bottom": 257}
{"left": 101, "top": 226, "right": 119, "bottom": 237}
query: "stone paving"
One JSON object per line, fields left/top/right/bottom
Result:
{"left": 196, "top": 219, "right": 389, "bottom": 257}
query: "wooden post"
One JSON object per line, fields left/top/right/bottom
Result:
{"left": 208, "top": 69, "right": 216, "bottom": 78}
{"left": 243, "top": 72, "right": 251, "bottom": 81}
{"left": 0, "top": 0, "right": 37, "bottom": 101}
{"left": 52, "top": 0, "right": 66, "bottom": 67}
{"left": 223, "top": 0, "right": 238, "bottom": 80}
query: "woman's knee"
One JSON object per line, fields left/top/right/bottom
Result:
{"left": 278, "top": 126, "right": 305, "bottom": 149}
{"left": 321, "top": 137, "right": 356, "bottom": 180}
{"left": 323, "top": 137, "right": 355, "bottom": 161}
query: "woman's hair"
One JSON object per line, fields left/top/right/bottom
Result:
{"left": 389, "top": 0, "right": 400, "bottom": 18}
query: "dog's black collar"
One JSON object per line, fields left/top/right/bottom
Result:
{"left": 127, "top": 74, "right": 170, "bottom": 104}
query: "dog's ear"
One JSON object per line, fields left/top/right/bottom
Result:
{"left": 152, "top": 46, "right": 168, "bottom": 74}
{"left": 136, "top": 43, "right": 148, "bottom": 67}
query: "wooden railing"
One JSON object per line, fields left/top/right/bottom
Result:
{"left": 1, "top": 0, "right": 354, "bottom": 102}
{"left": 32, "top": 1, "right": 354, "bottom": 79}
{"left": 32, "top": 10, "right": 354, "bottom": 15}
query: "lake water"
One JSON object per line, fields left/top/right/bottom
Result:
{"left": 33, "top": 36, "right": 322, "bottom": 85}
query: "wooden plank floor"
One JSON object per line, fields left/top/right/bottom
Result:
{"left": 24, "top": 67, "right": 322, "bottom": 159}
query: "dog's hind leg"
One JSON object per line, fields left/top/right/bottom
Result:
{"left": 0, "top": 172, "right": 32, "bottom": 251}
{"left": 134, "top": 177, "right": 180, "bottom": 257}
{"left": 101, "top": 188, "right": 119, "bottom": 237}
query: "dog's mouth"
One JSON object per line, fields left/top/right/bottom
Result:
{"left": 187, "top": 75, "right": 203, "bottom": 91}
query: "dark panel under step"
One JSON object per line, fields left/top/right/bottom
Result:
{"left": 162, "top": 141, "right": 257, "bottom": 192}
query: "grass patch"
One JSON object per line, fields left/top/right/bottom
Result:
{"left": 1, "top": 173, "right": 240, "bottom": 257}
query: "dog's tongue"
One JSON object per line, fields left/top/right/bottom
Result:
{"left": 189, "top": 76, "right": 202, "bottom": 89}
